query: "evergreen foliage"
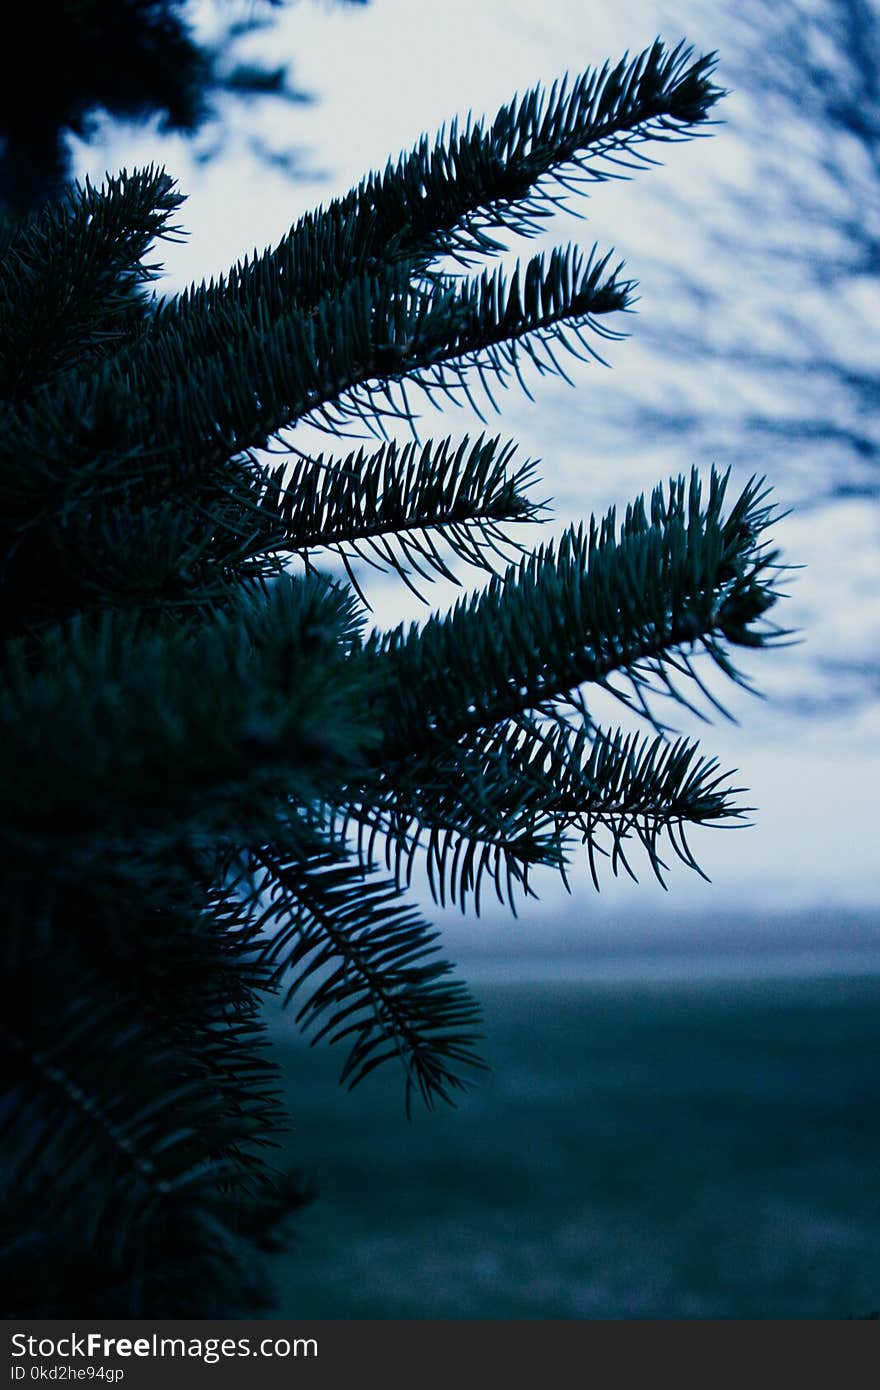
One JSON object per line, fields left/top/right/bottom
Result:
{"left": 0, "top": 39, "right": 789, "bottom": 1315}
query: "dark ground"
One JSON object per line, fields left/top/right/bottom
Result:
{"left": 263, "top": 971, "right": 880, "bottom": 1319}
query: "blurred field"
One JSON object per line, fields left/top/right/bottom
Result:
{"left": 264, "top": 971, "right": 880, "bottom": 1319}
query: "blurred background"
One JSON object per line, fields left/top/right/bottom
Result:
{"left": 68, "top": 0, "right": 879, "bottom": 1317}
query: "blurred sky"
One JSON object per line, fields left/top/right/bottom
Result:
{"left": 71, "top": 0, "right": 880, "bottom": 953}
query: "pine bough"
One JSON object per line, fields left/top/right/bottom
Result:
{"left": 0, "top": 40, "right": 788, "bottom": 1314}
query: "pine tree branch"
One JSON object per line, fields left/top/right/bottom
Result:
{"left": 250, "top": 847, "right": 486, "bottom": 1112}
{"left": 340, "top": 717, "right": 747, "bottom": 912}
{"left": 205, "top": 434, "right": 545, "bottom": 603}
{"left": 340, "top": 244, "right": 634, "bottom": 430}
{"left": 0, "top": 24, "right": 795, "bottom": 1320}
{"left": 0, "top": 243, "right": 629, "bottom": 530}
{"left": 0, "top": 167, "right": 183, "bottom": 405}
{"left": 0, "top": 234, "right": 626, "bottom": 640}
{"left": 155, "top": 39, "right": 721, "bottom": 320}
{"left": 372, "top": 469, "right": 787, "bottom": 750}
{"left": 0, "top": 966, "right": 288, "bottom": 1316}
{"left": 140, "top": 242, "right": 630, "bottom": 463}
{"left": 0, "top": 574, "right": 374, "bottom": 875}
{"left": 9, "top": 35, "right": 701, "bottom": 513}
{"left": 0, "top": 963, "right": 283, "bottom": 1252}
{"left": 149, "top": 241, "right": 631, "bottom": 456}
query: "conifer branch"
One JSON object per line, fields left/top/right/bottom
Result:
{"left": 373, "top": 469, "right": 786, "bottom": 749}
{"left": 156, "top": 39, "right": 721, "bottom": 318}
{"left": 153, "top": 240, "right": 631, "bottom": 452}
{"left": 0, "top": 574, "right": 374, "bottom": 871}
{"left": 0, "top": 973, "right": 289, "bottom": 1315}
{"left": 0, "top": 167, "right": 183, "bottom": 405}
{"left": 212, "top": 434, "right": 545, "bottom": 601}
{"left": 0, "top": 967, "right": 283, "bottom": 1245}
{"left": 0, "top": 244, "right": 628, "bottom": 528}
{"left": 0, "top": 24, "right": 793, "bottom": 1318}
{"left": 341, "top": 720, "right": 746, "bottom": 912}
{"left": 251, "top": 848, "right": 486, "bottom": 1112}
